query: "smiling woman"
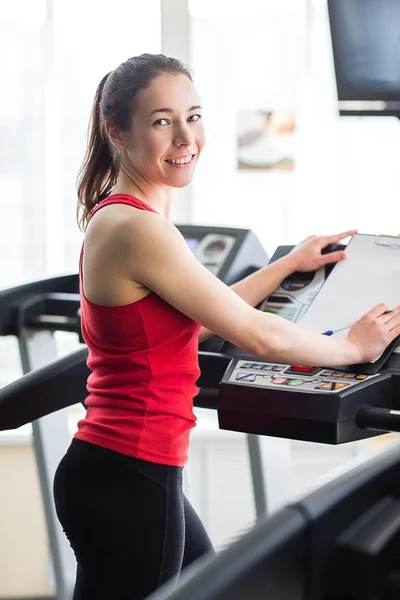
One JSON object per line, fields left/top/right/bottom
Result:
{"left": 53, "top": 52, "right": 400, "bottom": 600}
{"left": 55, "top": 54, "right": 214, "bottom": 600}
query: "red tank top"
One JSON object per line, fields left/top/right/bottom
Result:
{"left": 74, "top": 194, "right": 201, "bottom": 466}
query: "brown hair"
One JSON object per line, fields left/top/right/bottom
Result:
{"left": 76, "top": 54, "right": 192, "bottom": 230}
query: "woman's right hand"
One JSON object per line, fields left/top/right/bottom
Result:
{"left": 346, "top": 304, "right": 400, "bottom": 363}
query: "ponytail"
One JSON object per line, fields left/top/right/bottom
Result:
{"left": 76, "top": 72, "right": 118, "bottom": 231}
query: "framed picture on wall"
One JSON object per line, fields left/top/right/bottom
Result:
{"left": 237, "top": 109, "right": 296, "bottom": 171}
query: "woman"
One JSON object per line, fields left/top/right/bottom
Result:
{"left": 54, "top": 53, "right": 400, "bottom": 600}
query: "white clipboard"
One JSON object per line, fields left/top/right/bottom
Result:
{"left": 298, "top": 233, "right": 400, "bottom": 335}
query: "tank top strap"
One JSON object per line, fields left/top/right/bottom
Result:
{"left": 90, "top": 194, "right": 160, "bottom": 219}
{"left": 80, "top": 194, "right": 158, "bottom": 288}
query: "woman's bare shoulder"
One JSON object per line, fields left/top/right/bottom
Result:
{"left": 84, "top": 204, "right": 174, "bottom": 280}
{"left": 86, "top": 203, "right": 165, "bottom": 246}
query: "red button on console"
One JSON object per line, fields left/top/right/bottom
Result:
{"left": 290, "top": 365, "right": 318, "bottom": 373}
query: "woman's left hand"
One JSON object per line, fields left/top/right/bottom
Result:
{"left": 286, "top": 230, "right": 357, "bottom": 273}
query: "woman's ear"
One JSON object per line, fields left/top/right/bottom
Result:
{"left": 105, "top": 122, "right": 124, "bottom": 152}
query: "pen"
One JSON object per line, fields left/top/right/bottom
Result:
{"left": 322, "top": 310, "right": 394, "bottom": 336}
{"left": 322, "top": 326, "right": 353, "bottom": 336}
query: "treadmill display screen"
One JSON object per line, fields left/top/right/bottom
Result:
{"left": 185, "top": 237, "right": 200, "bottom": 252}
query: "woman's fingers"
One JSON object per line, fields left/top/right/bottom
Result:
{"left": 320, "top": 250, "right": 346, "bottom": 264}
{"left": 379, "top": 308, "right": 395, "bottom": 323}
{"left": 389, "top": 323, "right": 400, "bottom": 339}
{"left": 365, "top": 303, "right": 391, "bottom": 319}
{"left": 382, "top": 305, "right": 400, "bottom": 330}
{"left": 321, "top": 230, "right": 357, "bottom": 246}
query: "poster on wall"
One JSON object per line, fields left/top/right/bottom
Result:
{"left": 237, "top": 109, "right": 296, "bottom": 171}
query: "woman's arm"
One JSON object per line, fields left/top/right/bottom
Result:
{"left": 198, "top": 256, "right": 295, "bottom": 343}
{"left": 115, "top": 213, "right": 400, "bottom": 366}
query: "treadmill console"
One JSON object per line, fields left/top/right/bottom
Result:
{"left": 178, "top": 225, "right": 268, "bottom": 284}
{"left": 259, "top": 244, "right": 341, "bottom": 323}
{"left": 218, "top": 357, "right": 396, "bottom": 444}
{"left": 218, "top": 244, "right": 400, "bottom": 445}
{"left": 184, "top": 233, "right": 236, "bottom": 275}
{"left": 228, "top": 360, "right": 373, "bottom": 393}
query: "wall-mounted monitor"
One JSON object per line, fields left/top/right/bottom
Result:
{"left": 328, "top": 0, "right": 400, "bottom": 117}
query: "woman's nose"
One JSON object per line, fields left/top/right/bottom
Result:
{"left": 173, "top": 123, "right": 195, "bottom": 146}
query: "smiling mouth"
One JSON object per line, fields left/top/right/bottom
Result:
{"left": 165, "top": 154, "right": 195, "bottom": 165}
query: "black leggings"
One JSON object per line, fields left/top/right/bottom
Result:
{"left": 53, "top": 439, "right": 214, "bottom": 600}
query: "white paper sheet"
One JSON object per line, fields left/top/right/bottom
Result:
{"left": 298, "top": 234, "right": 400, "bottom": 334}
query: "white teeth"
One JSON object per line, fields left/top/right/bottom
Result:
{"left": 168, "top": 155, "right": 192, "bottom": 164}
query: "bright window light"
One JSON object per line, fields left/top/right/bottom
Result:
{"left": 189, "top": 0, "right": 300, "bottom": 17}
{"left": 0, "top": 0, "right": 46, "bottom": 25}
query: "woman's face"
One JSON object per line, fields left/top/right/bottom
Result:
{"left": 121, "top": 73, "right": 205, "bottom": 188}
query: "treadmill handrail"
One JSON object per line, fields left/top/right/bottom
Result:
{"left": 0, "top": 274, "right": 79, "bottom": 336}
{"left": 356, "top": 406, "right": 400, "bottom": 434}
{"left": 0, "top": 347, "right": 89, "bottom": 430}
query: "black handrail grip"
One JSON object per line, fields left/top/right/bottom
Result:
{"left": 356, "top": 406, "right": 400, "bottom": 434}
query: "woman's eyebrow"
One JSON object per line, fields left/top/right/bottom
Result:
{"left": 148, "top": 105, "right": 202, "bottom": 117}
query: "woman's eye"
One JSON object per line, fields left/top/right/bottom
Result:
{"left": 188, "top": 114, "right": 202, "bottom": 122}
{"left": 153, "top": 118, "right": 169, "bottom": 126}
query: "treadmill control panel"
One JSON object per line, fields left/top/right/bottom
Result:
{"left": 228, "top": 359, "right": 377, "bottom": 393}
{"left": 259, "top": 264, "right": 328, "bottom": 323}
{"left": 184, "top": 233, "right": 236, "bottom": 275}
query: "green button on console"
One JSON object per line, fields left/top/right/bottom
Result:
{"left": 287, "top": 379, "right": 305, "bottom": 386}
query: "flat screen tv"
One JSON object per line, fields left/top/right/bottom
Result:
{"left": 328, "top": 0, "right": 400, "bottom": 117}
